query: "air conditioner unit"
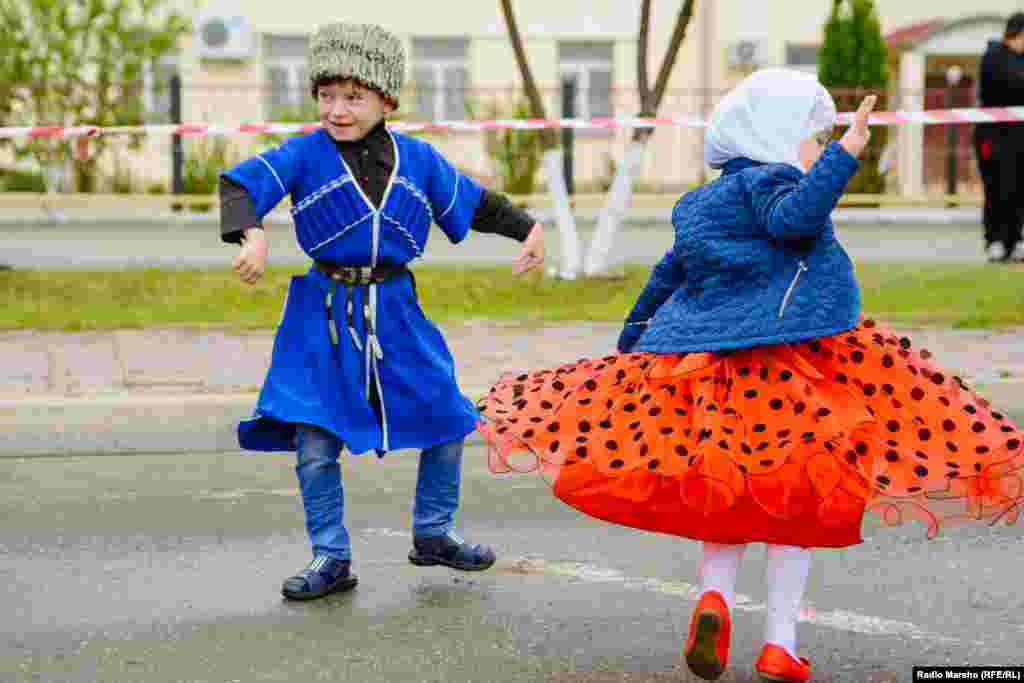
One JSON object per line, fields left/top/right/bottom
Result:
{"left": 195, "top": 7, "right": 254, "bottom": 60}
{"left": 727, "top": 39, "right": 767, "bottom": 68}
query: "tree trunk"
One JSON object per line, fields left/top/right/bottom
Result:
{"left": 500, "top": 0, "right": 580, "bottom": 278}
{"left": 583, "top": 140, "right": 646, "bottom": 276}
{"left": 42, "top": 155, "right": 67, "bottom": 225}
{"left": 542, "top": 148, "right": 581, "bottom": 279}
{"left": 584, "top": 0, "right": 696, "bottom": 276}
{"left": 499, "top": 0, "right": 556, "bottom": 152}
{"left": 638, "top": 0, "right": 652, "bottom": 115}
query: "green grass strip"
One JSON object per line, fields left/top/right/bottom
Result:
{"left": 1, "top": 263, "right": 1020, "bottom": 331}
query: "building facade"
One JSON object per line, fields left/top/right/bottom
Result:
{"left": 117, "top": 1, "right": 1024, "bottom": 196}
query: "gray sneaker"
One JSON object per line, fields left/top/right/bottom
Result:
{"left": 986, "top": 242, "right": 1008, "bottom": 262}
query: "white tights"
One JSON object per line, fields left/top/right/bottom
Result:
{"left": 699, "top": 542, "right": 811, "bottom": 657}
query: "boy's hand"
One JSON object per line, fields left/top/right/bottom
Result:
{"left": 232, "top": 227, "right": 267, "bottom": 285}
{"left": 513, "top": 223, "right": 545, "bottom": 275}
{"left": 839, "top": 95, "right": 877, "bottom": 159}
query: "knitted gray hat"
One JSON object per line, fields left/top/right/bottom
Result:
{"left": 308, "top": 22, "right": 405, "bottom": 105}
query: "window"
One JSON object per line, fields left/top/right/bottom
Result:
{"left": 785, "top": 44, "right": 820, "bottom": 74}
{"left": 143, "top": 56, "right": 180, "bottom": 123}
{"left": 264, "top": 34, "right": 311, "bottom": 117}
{"left": 558, "top": 41, "right": 614, "bottom": 119}
{"left": 412, "top": 37, "right": 469, "bottom": 121}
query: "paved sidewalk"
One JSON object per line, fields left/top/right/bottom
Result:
{"left": 2, "top": 321, "right": 1022, "bottom": 456}
{"left": 3, "top": 321, "right": 1024, "bottom": 400}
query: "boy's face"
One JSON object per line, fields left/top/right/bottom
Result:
{"left": 317, "top": 79, "right": 395, "bottom": 142}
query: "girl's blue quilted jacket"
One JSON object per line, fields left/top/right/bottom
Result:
{"left": 618, "top": 141, "right": 862, "bottom": 354}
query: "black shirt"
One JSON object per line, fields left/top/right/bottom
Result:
{"left": 220, "top": 120, "right": 536, "bottom": 245}
{"left": 978, "top": 40, "right": 1024, "bottom": 108}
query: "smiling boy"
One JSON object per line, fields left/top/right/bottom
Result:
{"left": 218, "top": 22, "right": 545, "bottom": 600}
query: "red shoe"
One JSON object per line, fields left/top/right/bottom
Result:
{"left": 684, "top": 590, "right": 731, "bottom": 680}
{"left": 755, "top": 643, "right": 811, "bottom": 683}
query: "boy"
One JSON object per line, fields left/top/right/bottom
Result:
{"left": 219, "top": 21, "right": 545, "bottom": 600}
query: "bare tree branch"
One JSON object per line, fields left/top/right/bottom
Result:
{"left": 650, "top": 0, "right": 697, "bottom": 111}
{"left": 633, "top": 0, "right": 696, "bottom": 142}
{"left": 499, "top": 0, "right": 557, "bottom": 149}
{"left": 638, "top": 0, "right": 652, "bottom": 114}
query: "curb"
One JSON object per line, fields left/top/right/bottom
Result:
{"left": 831, "top": 207, "right": 981, "bottom": 225}
{"left": 0, "top": 208, "right": 983, "bottom": 228}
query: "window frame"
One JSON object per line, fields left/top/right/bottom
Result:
{"left": 412, "top": 37, "right": 470, "bottom": 122}
{"left": 558, "top": 41, "right": 615, "bottom": 123}
{"left": 263, "top": 34, "right": 312, "bottom": 118}
{"left": 143, "top": 55, "right": 180, "bottom": 123}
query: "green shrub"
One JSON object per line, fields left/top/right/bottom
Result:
{"left": 480, "top": 99, "right": 543, "bottom": 196}
{"left": 182, "top": 136, "right": 235, "bottom": 212}
{"left": 0, "top": 167, "right": 46, "bottom": 192}
{"left": 818, "top": 0, "right": 890, "bottom": 194}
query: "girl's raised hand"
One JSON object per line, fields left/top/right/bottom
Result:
{"left": 839, "top": 95, "right": 877, "bottom": 159}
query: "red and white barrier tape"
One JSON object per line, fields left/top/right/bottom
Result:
{"left": 2, "top": 106, "right": 1023, "bottom": 139}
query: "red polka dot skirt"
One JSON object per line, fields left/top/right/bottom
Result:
{"left": 476, "top": 320, "right": 1024, "bottom": 547}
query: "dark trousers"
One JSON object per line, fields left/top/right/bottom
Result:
{"left": 974, "top": 126, "right": 1024, "bottom": 255}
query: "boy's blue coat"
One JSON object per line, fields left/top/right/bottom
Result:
{"left": 222, "top": 128, "right": 484, "bottom": 455}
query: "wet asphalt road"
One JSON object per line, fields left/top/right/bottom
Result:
{"left": 3, "top": 211, "right": 1020, "bottom": 681}
{"left": 3, "top": 444, "right": 1023, "bottom": 683}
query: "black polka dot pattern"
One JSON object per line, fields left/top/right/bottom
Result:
{"left": 477, "top": 320, "right": 1024, "bottom": 539}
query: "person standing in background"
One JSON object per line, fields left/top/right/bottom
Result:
{"left": 974, "top": 12, "right": 1024, "bottom": 263}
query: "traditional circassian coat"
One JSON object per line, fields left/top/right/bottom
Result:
{"left": 223, "top": 126, "right": 487, "bottom": 456}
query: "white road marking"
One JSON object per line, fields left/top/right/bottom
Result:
{"left": 507, "top": 559, "right": 963, "bottom": 645}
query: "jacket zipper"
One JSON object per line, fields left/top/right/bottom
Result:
{"left": 778, "top": 260, "right": 808, "bottom": 318}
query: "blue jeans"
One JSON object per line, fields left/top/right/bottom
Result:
{"left": 294, "top": 423, "right": 463, "bottom": 561}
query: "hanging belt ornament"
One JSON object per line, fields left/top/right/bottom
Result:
{"left": 325, "top": 278, "right": 369, "bottom": 352}
{"left": 346, "top": 288, "right": 363, "bottom": 351}
{"left": 325, "top": 280, "right": 339, "bottom": 346}
{"left": 364, "top": 300, "right": 384, "bottom": 361}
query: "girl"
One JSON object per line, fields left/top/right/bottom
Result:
{"left": 477, "top": 69, "right": 1023, "bottom": 682}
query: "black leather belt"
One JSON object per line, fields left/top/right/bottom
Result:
{"left": 315, "top": 262, "right": 407, "bottom": 285}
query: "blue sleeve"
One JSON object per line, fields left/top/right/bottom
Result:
{"left": 220, "top": 139, "right": 303, "bottom": 220}
{"left": 750, "top": 142, "right": 860, "bottom": 241}
{"left": 424, "top": 142, "right": 484, "bottom": 244}
{"left": 617, "top": 248, "right": 686, "bottom": 352}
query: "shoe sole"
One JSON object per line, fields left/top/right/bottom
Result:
{"left": 408, "top": 551, "right": 495, "bottom": 572}
{"left": 685, "top": 610, "right": 725, "bottom": 681}
{"left": 756, "top": 660, "right": 810, "bottom": 683}
{"left": 757, "top": 673, "right": 799, "bottom": 683}
{"left": 281, "top": 575, "right": 358, "bottom": 601}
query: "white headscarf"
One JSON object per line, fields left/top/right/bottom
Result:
{"left": 704, "top": 68, "right": 837, "bottom": 170}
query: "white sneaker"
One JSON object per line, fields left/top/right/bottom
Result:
{"left": 986, "top": 243, "right": 1007, "bottom": 262}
